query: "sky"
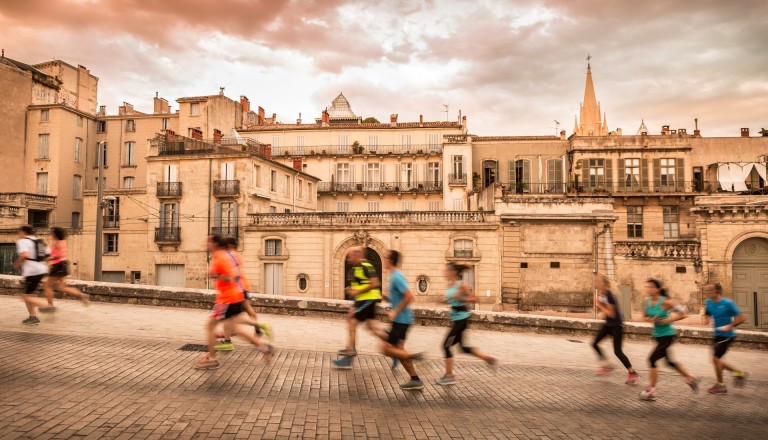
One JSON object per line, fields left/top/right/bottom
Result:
{"left": 1, "top": 0, "right": 767, "bottom": 137}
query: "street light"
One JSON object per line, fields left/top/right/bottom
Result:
{"left": 94, "top": 141, "right": 105, "bottom": 281}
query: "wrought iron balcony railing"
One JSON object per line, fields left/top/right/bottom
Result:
{"left": 213, "top": 180, "right": 240, "bottom": 196}
{"left": 317, "top": 181, "right": 442, "bottom": 193}
{"left": 154, "top": 227, "right": 181, "bottom": 244}
{"left": 156, "top": 182, "right": 183, "bottom": 198}
{"left": 448, "top": 173, "right": 467, "bottom": 185}
{"left": 211, "top": 226, "right": 239, "bottom": 238}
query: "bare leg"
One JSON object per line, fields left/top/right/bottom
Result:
{"left": 397, "top": 340, "right": 417, "bottom": 377}
{"left": 243, "top": 301, "right": 258, "bottom": 320}
{"left": 43, "top": 277, "right": 55, "bottom": 306}
{"left": 714, "top": 357, "right": 736, "bottom": 383}
{"left": 364, "top": 319, "right": 387, "bottom": 341}
{"left": 347, "top": 318, "right": 358, "bottom": 351}
{"left": 445, "top": 357, "right": 455, "bottom": 376}
{"left": 205, "top": 317, "right": 219, "bottom": 360}
{"left": 468, "top": 347, "right": 494, "bottom": 363}
{"left": 649, "top": 367, "right": 658, "bottom": 388}
{"left": 55, "top": 279, "right": 87, "bottom": 299}
{"left": 672, "top": 363, "right": 692, "bottom": 378}
{"left": 21, "top": 294, "right": 47, "bottom": 316}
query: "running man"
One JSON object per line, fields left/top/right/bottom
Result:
{"left": 333, "top": 246, "right": 387, "bottom": 369}
{"left": 378, "top": 250, "right": 424, "bottom": 390}
{"left": 194, "top": 235, "right": 273, "bottom": 370}
{"left": 13, "top": 225, "right": 50, "bottom": 325}
{"left": 591, "top": 274, "right": 639, "bottom": 384}
{"left": 42, "top": 227, "right": 90, "bottom": 310}
{"left": 639, "top": 278, "right": 700, "bottom": 401}
{"left": 703, "top": 282, "right": 747, "bottom": 394}
{"left": 437, "top": 263, "right": 497, "bottom": 385}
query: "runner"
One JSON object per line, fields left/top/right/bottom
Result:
{"left": 377, "top": 250, "right": 424, "bottom": 390}
{"left": 591, "top": 274, "right": 639, "bottom": 384}
{"left": 639, "top": 278, "right": 700, "bottom": 401}
{"left": 332, "top": 246, "right": 387, "bottom": 369}
{"left": 436, "top": 263, "right": 497, "bottom": 385}
{"left": 194, "top": 235, "right": 273, "bottom": 369}
{"left": 13, "top": 225, "right": 50, "bottom": 325}
{"left": 42, "top": 227, "right": 90, "bottom": 310}
{"left": 703, "top": 282, "right": 748, "bottom": 394}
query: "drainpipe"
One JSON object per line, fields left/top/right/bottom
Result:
{"left": 293, "top": 170, "right": 300, "bottom": 212}
{"left": 206, "top": 158, "right": 212, "bottom": 290}
{"left": 593, "top": 223, "right": 610, "bottom": 318}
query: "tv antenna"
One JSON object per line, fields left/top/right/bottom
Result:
{"left": 443, "top": 104, "right": 449, "bottom": 122}
{"left": 549, "top": 120, "right": 561, "bottom": 135}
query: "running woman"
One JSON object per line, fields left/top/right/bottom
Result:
{"left": 639, "top": 278, "right": 700, "bottom": 401}
{"left": 378, "top": 250, "right": 424, "bottom": 390}
{"left": 703, "top": 282, "right": 748, "bottom": 394}
{"left": 42, "top": 227, "right": 90, "bottom": 310}
{"left": 13, "top": 225, "right": 50, "bottom": 325}
{"left": 436, "top": 263, "right": 496, "bottom": 385}
{"left": 591, "top": 274, "right": 638, "bottom": 384}
{"left": 333, "top": 246, "right": 387, "bottom": 369}
{"left": 194, "top": 235, "right": 273, "bottom": 369}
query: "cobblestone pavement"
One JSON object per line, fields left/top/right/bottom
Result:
{"left": 1, "top": 297, "right": 767, "bottom": 439}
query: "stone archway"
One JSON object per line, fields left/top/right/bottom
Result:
{"left": 331, "top": 231, "right": 388, "bottom": 299}
{"left": 731, "top": 237, "right": 768, "bottom": 330}
{"left": 344, "top": 247, "right": 383, "bottom": 289}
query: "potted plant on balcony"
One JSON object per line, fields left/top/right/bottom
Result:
{"left": 472, "top": 172, "right": 480, "bottom": 189}
{"left": 351, "top": 141, "right": 364, "bottom": 155}
{"left": 515, "top": 180, "right": 527, "bottom": 194}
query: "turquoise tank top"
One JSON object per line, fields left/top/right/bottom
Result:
{"left": 645, "top": 297, "right": 676, "bottom": 337}
{"left": 446, "top": 282, "right": 471, "bottom": 321}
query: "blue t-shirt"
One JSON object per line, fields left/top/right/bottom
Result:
{"left": 389, "top": 270, "right": 413, "bottom": 324}
{"left": 446, "top": 282, "right": 472, "bottom": 321}
{"left": 705, "top": 298, "right": 741, "bottom": 337}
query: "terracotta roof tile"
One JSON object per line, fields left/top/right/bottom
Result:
{"left": 472, "top": 136, "right": 562, "bottom": 141}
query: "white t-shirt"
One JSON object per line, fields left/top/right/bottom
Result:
{"left": 16, "top": 236, "right": 49, "bottom": 277}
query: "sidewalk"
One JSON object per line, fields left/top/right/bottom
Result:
{"left": 1, "top": 297, "right": 767, "bottom": 439}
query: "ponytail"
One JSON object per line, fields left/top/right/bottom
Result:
{"left": 448, "top": 263, "right": 468, "bottom": 276}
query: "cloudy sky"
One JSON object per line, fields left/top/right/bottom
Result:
{"left": 2, "top": 0, "right": 767, "bottom": 137}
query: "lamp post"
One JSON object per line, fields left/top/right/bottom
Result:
{"left": 94, "top": 141, "right": 105, "bottom": 281}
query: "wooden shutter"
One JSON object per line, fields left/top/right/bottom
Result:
{"left": 508, "top": 161, "right": 516, "bottom": 186}
{"left": 617, "top": 159, "right": 626, "bottom": 190}
{"left": 641, "top": 158, "right": 649, "bottom": 191}
{"left": 159, "top": 204, "right": 167, "bottom": 228}
{"left": 232, "top": 202, "right": 239, "bottom": 229}
{"left": 604, "top": 158, "right": 613, "bottom": 190}
{"left": 523, "top": 160, "right": 531, "bottom": 184}
{"left": 676, "top": 158, "right": 685, "bottom": 190}
{"left": 653, "top": 158, "right": 661, "bottom": 191}
{"left": 581, "top": 159, "right": 588, "bottom": 190}
{"left": 214, "top": 202, "right": 222, "bottom": 229}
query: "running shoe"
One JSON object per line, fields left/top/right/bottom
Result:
{"left": 214, "top": 340, "right": 235, "bottom": 351}
{"left": 411, "top": 352, "right": 425, "bottom": 363}
{"left": 595, "top": 365, "right": 614, "bottom": 375}
{"left": 626, "top": 371, "right": 640, "bottom": 385}
{"left": 436, "top": 375, "right": 457, "bottom": 386}
{"left": 733, "top": 371, "right": 748, "bottom": 388}
{"left": 487, "top": 357, "right": 499, "bottom": 372}
{"left": 685, "top": 375, "right": 701, "bottom": 392}
{"left": 258, "top": 323, "right": 273, "bottom": 340}
{"left": 707, "top": 383, "right": 728, "bottom": 394}
{"left": 391, "top": 357, "right": 400, "bottom": 371}
{"left": 639, "top": 388, "right": 656, "bottom": 401}
{"left": 332, "top": 356, "right": 354, "bottom": 370}
{"left": 193, "top": 355, "right": 219, "bottom": 370}
{"left": 399, "top": 379, "right": 425, "bottom": 390}
{"left": 39, "top": 307, "right": 57, "bottom": 314}
{"left": 22, "top": 316, "right": 40, "bottom": 325}
{"left": 337, "top": 347, "right": 357, "bottom": 357}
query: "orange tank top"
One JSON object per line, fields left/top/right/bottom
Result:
{"left": 50, "top": 240, "right": 67, "bottom": 265}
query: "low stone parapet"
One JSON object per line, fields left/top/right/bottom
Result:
{"left": 2, "top": 275, "right": 766, "bottom": 349}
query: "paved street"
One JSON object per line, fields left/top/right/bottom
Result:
{"left": 1, "top": 297, "right": 767, "bottom": 439}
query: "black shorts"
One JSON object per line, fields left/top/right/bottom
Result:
{"left": 353, "top": 300, "right": 378, "bottom": 322}
{"left": 713, "top": 336, "right": 734, "bottom": 359}
{"left": 24, "top": 274, "right": 45, "bottom": 294}
{"left": 49, "top": 261, "right": 69, "bottom": 277}
{"left": 211, "top": 301, "right": 245, "bottom": 321}
{"left": 387, "top": 322, "right": 410, "bottom": 345}
{"left": 242, "top": 290, "right": 251, "bottom": 300}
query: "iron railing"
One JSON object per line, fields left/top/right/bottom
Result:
{"left": 453, "top": 249, "right": 474, "bottom": 258}
{"left": 211, "top": 226, "right": 239, "bottom": 238}
{"left": 317, "top": 181, "right": 442, "bottom": 193}
{"left": 156, "top": 182, "right": 183, "bottom": 198}
{"left": 271, "top": 144, "right": 443, "bottom": 156}
{"left": 154, "top": 227, "right": 181, "bottom": 243}
{"left": 250, "top": 211, "right": 493, "bottom": 227}
{"left": 448, "top": 173, "right": 467, "bottom": 185}
{"left": 213, "top": 180, "right": 240, "bottom": 196}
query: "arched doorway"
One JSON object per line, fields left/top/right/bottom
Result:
{"left": 344, "top": 247, "right": 383, "bottom": 289}
{"left": 732, "top": 237, "right": 768, "bottom": 330}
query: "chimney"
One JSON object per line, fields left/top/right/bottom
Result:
{"left": 272, "top": 113, "right": 277, "bottom": 124}
{"left": 741, "top": 128, "right": 750, "bottom": 137}
{"left": 390, "top": 113, "right": 398, "bottom": 126}
{"left": 297, "top": 112, "right": 302, "bottom": 125}
{"left": 190, "top": 128, "right": 203, "bottom": 140}
{"left": 292, "top": 158, "right": 303, "bottom": 171}
{"left": 661, "top": 125, "right": 670, "bottom": 135}
{"left": 213, "top": 129, "right": 222, "bottom": 144}
{"left": 153, "top": 95, "right": 169, "bottom": 114}
{"left": 264, "top": 144, "right": 272, "bottom": 159}
{"left": 419, "top": 114, "right": 423, "bottom": 127}
{"left": 258, "top": 106, "right": 265, "bottom": 125}
{"left": 560, "top": 129, "right": 566, "bottom": 140}
{"left": 321, "top": 109, "right": 330, "bottom": 127}
{"left": 240, "top": 96, "right": 250, "bottom": 113}
{"left": 694, "top": 118, "right": 701, "bottom": 136}
{"left": 98, "top": 105, "right": 106, "bottom": 116}
{"left": 679, "top": 128, "right": 687, "bottom": 135}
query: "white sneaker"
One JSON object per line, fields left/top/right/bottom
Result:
{"left": 639, "top": 388, "right": 656, "bottom": 401}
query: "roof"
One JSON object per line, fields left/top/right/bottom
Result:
{"left": 176, "top": 94, "right": 233, "bottom": 103}
{"left": 327, "top": 93, "right": 357, "bottom": 120}
{"left": 0, "top": 56, "right": 60, "bottom": 89}
{"left": 472, "top": 136, "right": 562, "bottom": 142}
{"left": 240, "top": 121, "right": 463, "bottom": 132}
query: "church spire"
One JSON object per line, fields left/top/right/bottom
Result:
{"left": 575, "top": 57, "right": 608, "bottom": 137}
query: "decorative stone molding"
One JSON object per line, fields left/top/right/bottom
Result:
{"left": 614, "top": 240, "right": 700, "bottom": 260}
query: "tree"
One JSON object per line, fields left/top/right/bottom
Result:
{"left": 362, "top": 117, "right": 380, "bottom": 123}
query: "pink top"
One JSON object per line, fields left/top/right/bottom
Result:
{"left": 50, "top": 240, "right": 67, "bottom": 265}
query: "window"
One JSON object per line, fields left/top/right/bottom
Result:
{"left": 663, "top": 206, "right": 680, "bottom": 238}
{"left": 124, "top": 142, "right": 136, "bottom": 166}
{"left": 336, "top": 135, "right": 349, "bottom": 153}
{"left": 266, "top": 239, "right": 282, "bottom": 256}
{"left": 297, "top": 273, "right": 309, "bottom": 292}
{"left": 163, "top": 164, "right": 178, "bottom": 182}
{"left": 38, "top": 134, "right": 50, "bottom": 159}
{"left": 190, "top": 103, "right": 200, "bottom": 115}
{"left": 452, "top": 198, "right": 464, "bottom": 211}
{"left": 400, "top": 134, "right": 412, "bottom": 152}
{"left": 214, "top": 201, "right": 237, "bottom": 234}
{"left": 660, "top": 158, "right": 676, "bottom": 188}
{"left": 428, "top": 200, "right": 441, "bottom": 211}
{"left": 335, "top": 163, "right": 350, "bottom": 183}
{"left": 71, "top": 212, "right": 81, "bottom": 229}
{"left": 284, "top": 208, "right": 291, "bottom": 213}
{"left": 125, "top": 119, "right": 136, "bottom": 132}
{"left": 400, "top": 163, "right": 413, "bottom": 186}
{"left": 123, "top": 177, "right": 135, "bottom": 189}
{"left": 428, "top": 162, "right": 441, "bottom": 183}
{"left": 588, "top": 159, "right": 605, "bottom": 187}
{"left": 131, "top": 271, "right": 141, "bottom": 284}
{"left": 624, "top": 158, "right": 640, "bottom": 188}
{"left": 160, "top": 203, "right": 179, "bottom": 229}
{"left": 72, "top": 175, "right": 82, "bottom": 199}
{"left": 452, "top": 156, "right": 464, "bottom": 177}
{"left": 627, "top": 206, "right": 643, "bottom": 238}
{"left": 454, "top": 239, "right": 473, "bottom": 258}
{"left": 547, "top": 159, "right": 563, "bottom": 192}
{"left": 307, "top": 182, "right": 313, "bottom": 199}
{"left": 270, "top": 170, "right": 277, "bottom": 192}
{"left": 428, "top": 133, "right": 440, "bottom": 151}
{"left": 401, "top": 201, "right": 412, "bottom": 211}
{"left": 220, "top": 162, "right": 235, "bottom": 180}
{"left": 253, "top": 165, "right": 261, "bottom": 188}
{"left": 162, "top": 118, "right": 170, "bottom": 130}
{"left": 76, "top": 115, "right": 83, "bottom": 127}
{"left": 40, "top": 109, "right": 49, "bottom": 122}
{"left": 104, "top": 234, "right": 119, "bottom": 254}
{"left": 36, "top": 173, "right": 48, "bottom": 195}
{"left": 336, "top": 201, "right": 350, "bottom": 212}
{"left": 96, "top": 120, "right": 107, "bottom": 133}
{"left": 74, "top": 138, "right": 82, "bottom": 163}
{"left": 96, "top": 142, "right": 107, "bottom": 167}
{"left": 272, "top": 136, "right": 281, "bottom": 154}
{"left": 368, "top": 135, "right": 379, "bottom": 152}
{"left": 509, "top": 159, "right": 531, "bottom": 191}
{"left": 269, "top": 206, "right": 277, "bottom": 213}
{"left": 367, "top": 201, "right": 380, "bottom": 212}
{"left": 366, "top": 163, "right": 381, "bottom": 184}
{"left": 550, "top": 262, "right": 561, "bottom": 269}
{"left": 104, "top": 198, "right": 120, "bottom": 228}
{"left": 297, "top": 179, "right": 303, "bottom": 199}
{"left": 296, "top": 135, "right": 305, "bottom": 154}
{"left": 284, "top": 175, "right": 290, "bottom": 196}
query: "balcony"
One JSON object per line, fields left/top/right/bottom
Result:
{"left": 154, "top": 227, "right": 181, "bottom": 244}
{"left": 453, "top": 249, "right": 473, "bottom": 258}
{"left": 211, "top": 226, "right": 239, "bottom": 238}
{"left": 448, "top": 173, "right": 467, "bottom": 186}
{"left": 213, "top": 180, "right": 240, "bottom": 197}
{"left": 613, "top": 240, "right": 701, "bottom": 261}
{"left": 577, "top": 180, "right": 720, "bottom": 195}
{"left": 0, "top": 192, "right": 57, "bottom": 208}
{"left": 271, "top": 144, "right": 443, "bottom": 156}
{"left": 156, "top": 182, "right": 183, "bottom": 198}
{"left": 317, "top": 181, "right": 442, "bottom": 194}
{"left": 250, "top": 211, "right": 494, "bottom": 227}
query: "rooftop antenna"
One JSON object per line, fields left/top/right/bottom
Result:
{"left": 443, "top": 104, "right": 449, "bottom": 122}
{"left": 554, "top": 120, "right": 560, "bottom": 135}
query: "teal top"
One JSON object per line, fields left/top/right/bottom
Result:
{"left": 446, "top": 281, "right": 471, "bottom": 321}
{"left": 645, "top": 297, "right": 676, "bottom": 337}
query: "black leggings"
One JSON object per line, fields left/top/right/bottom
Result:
{"left": 591, "top": 325, "right": 632, "bottom": 369}
{"left": 648, "top": 336, "right": 678, "bottom": 369}
{"left": 443, "top": 318, "right": 473, "bottom": 358}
